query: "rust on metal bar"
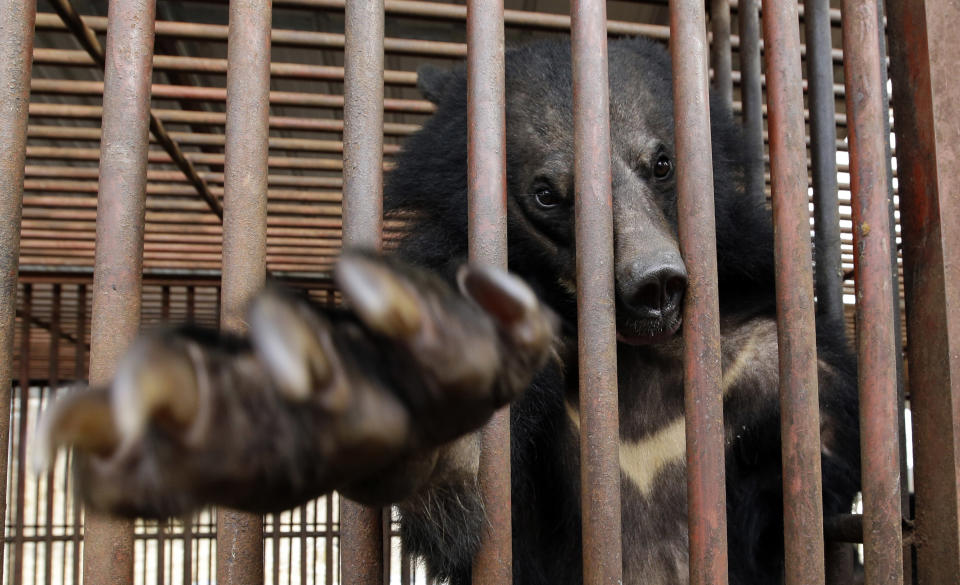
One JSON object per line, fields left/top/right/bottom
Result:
{"left": 886, "top": 0, "right": 960, "bottom": 582}
{"left": 805, "top": 0, "right": 843, "bottom": 325}
{"left": 216, "top": 0, "right": 272, "bottom": 583}
{"left": 736, "top": 0, "right": 764, "bottom": 201}
{"left": 569, "top": 1, "right": 622, "bottom": 584}
{"left": 670, "top": 0, "right": 728, "bottom": 584}
{"left": 13, "top": 284, "right": 32, "bottom": 585}
{"left": 339, "top": 0, "right": 386, "bottom": 581}
{"left": 83, "top": 0, "right": 157, "bottom": 582}
{"left": 46, "top": 0, "right": 222, "bottom": 219}
{"left": 709, "top": 0, "right": 733, "bottom": 110}
{"left": 760, "top": 1, "right": 826, "bottom": 584}
{"left": 466, "top": 0, "right": 511, "bottom": 583}
{"left": 44, "top": 283, "right": 60, "bottom": 585}
{"left": 842, "top": 1, "right": 905, "bottom": 582}
{"left": 0, "top": 0, "right": 37, "bottom": 575}
{"left": 72, "top": 283, "right": 85, "bottom": 585}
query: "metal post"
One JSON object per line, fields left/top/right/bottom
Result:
{"left": 72, "top": 284, "right": 85, "bottom": 585}
{"left": 886, "top": 0, "right": 960, "bottom": 582}
{"left": 736, "top": 0, "right": 764, "bottom": 199}
{"left": 216, "top": 0, "right": 271, "bottom": 583}
{"left": 44, "top": 284, "right": 61, "bottom": 585}
{"left": 466, "top": 0, "right": 510, "bottom": 583}
{"left": 804, "top": 0, "right": 843, "bottom": 325}
{"left": 569, "top": 1, "right": 622, "bottom": 584}
{"left": 710, "top": 0, "right": 733, "bottom": 110}
{"left": 13, "top": 284, "right": 31, "bottom": 585}
{"left": 671, "top": 0, "right": 729, "bottom": 583}
{"left": 841, "top": 2, "right": 905, "bottom": 583}
{"left": 84, "top": 0, "right": 157, "bottom": 582}
{"left": 340, "top": 0, "right": 386, "bottom": 583}
{"left": 0, "top": 0, "right": 37, "bottom": 577}
{"left": 760, "top": 2, "right": 826, "bottom": 584}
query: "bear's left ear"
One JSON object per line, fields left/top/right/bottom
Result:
{"left": 417, "top": 64, "right": 455, "bottom": 104}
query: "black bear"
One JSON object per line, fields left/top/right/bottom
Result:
{"left": 35, "top": 37, "right": 860, "bottom": 585}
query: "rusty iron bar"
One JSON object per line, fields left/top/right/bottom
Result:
{"left": 825, "top": 542, "right": 856, "bottom": 585}
{"left": 44, "top": 283, "right": 60, "bottom": 585}
{"left": 34, "top": 9, "right": 851, "bottom": 64}
{"left": 339, "top": 0, "right": 386, "bottom": 582}
{"left": 737, "top": 0, "right": 764, "bottom": 200}
{"left": 46, "top": 0, "right": 222, "bottom": 220}
{"left": 570, "top": 1, "right": 622, "bottom": 584}
{"left": 465, "top": 0, "right": 511, "bottom": 582}
{"left": 0, "top": 0, "right": 36, "bottom": 576}
{"left": 842, "top": 1, "right": 905, "bottom": 582}
{"left": 886, "top": 0, "right": 960, "bottom": 583}
{"left": 872, "top": 1, "right": 912, "bottom": 581}
{"left": 25, "top": 124, "right": 403, "bottom": 155}
{"left": 709, "top": 0, "right": 733, "bottom": 110}
{"left": 761, "top": 1, "right": 826, "bottom": 584}
{"left": 215, "top": 1, "right": 272, "bottom": 584}
{"left": 30, "top": 78, "right": 436, "bottom": 114}
{"left": 670, "top": 0, "right": 729, "bottom": 584}
{"left": 72, "top": 283, "right": 86, "bottom": 585}
{"left": 27, "top": 102, "right": 420, "bottom": 135}
{"left": 805, "top": 0, "right": 843, "bottom": 325}
{"left": 13, "top": 284, "right": 32, "bottom": 585}
{"left": 34, "top": 47, "right": 419, "bottom": 86}
{"left": 83, "top": 0, "right": 158, "bottom": 582}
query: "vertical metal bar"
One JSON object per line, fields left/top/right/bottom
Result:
{"left": 737, "top": 0, "right": 765, "bottom": 199}
{"left": 465, "top": 0, "right": 510, "bottom": 583}
{"left": 340, "top": 0, "right": 385, "bottom": 583}
{"left": 161, "top": 286, "right": 171, "bottom": 321}
{"left": 842, "top": 2, "right": 905, "bottom": 583}
{"left": 804, "top": 0, "right": 843, "bottom": 324}
{"left": 710, "top": 0, "right": 733, "bottom": 110}
{"left": 83, "top": 1, "right": 156, "bottom": 581}
{"left": 325, "top": 496, "right": 334, "bottom": 585}
{"left": 299, "top": 506, "right": 307, "bottom": 585}
{"left": 272, "top": 514, "right": 281, "bottom": 585}
{"left": 14, "top": 284, "right": 32, "bottom": 585}
{"left": 670, "top": 1, "right": 729, "bottom": 584}
{"left": 873, "top": 1, "right": 912, "bottom": 580}
{"left": 216, "top": 0, "right": 271, "bottom": 583}
{"left": 885, "top": 0, "right": 960, "bottom": 582}
{"left": 760, "top": 2, "right": 826, "bottom": 584}
{"left": 72, "top": 284, "right": 85, "bottom": 585}
{"left": 825, "top": 543, "right": 855, "bottom": 585}
{"left": 182, "top": 284, "right": 193, "bottom": 585}
{"left": 0, "top": 0, "right": 36, "bottom": 578}
{"left": 341, "top": 0, "right": 385, "bottom": 249}
{"left": 569, "top": 2, "right": 622, "bottom": 585}
{"left": 44, "top": 285, "right": 60, "bottom": 585}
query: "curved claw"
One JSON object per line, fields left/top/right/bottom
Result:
{"left": 336, "top": 254, "right": 424, "bottom": 339}
{"left": 32, "top": 388, "right": 118, "bottom": 474}
{"left": 249, "top": 290, "right": 336, "bottom": 404}
{"left": 111, "top": 336, "right": 202, "bottom": 445}
{"left": 457, "top": 265, "right": 557, "bottom": 351}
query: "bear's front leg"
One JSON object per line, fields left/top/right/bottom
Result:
{"left": 33, "top": 252, "right": 557, "bottom": 518}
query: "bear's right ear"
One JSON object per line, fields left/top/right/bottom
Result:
{"left": 416, "top": 64, "right": 454, "bottom": 104}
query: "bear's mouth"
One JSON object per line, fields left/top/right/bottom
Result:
{"left": 615, "top": 312, "right": 683, "bottom": 346}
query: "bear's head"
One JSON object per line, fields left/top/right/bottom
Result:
{"left": 386, "top": 37, "right": 775, "bottom": 345}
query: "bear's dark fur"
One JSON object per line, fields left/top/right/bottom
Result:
{"left": 385, "top": 37, "right": 860, "bottom": 585}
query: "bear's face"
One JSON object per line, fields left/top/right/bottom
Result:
{"left": 501, "top": 40, "right": 687, "bottom": 345}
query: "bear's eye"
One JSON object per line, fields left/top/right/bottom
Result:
{"left": 653, "top": 154, "right": 673, "bottom": 180}
{"left": 534, "top": 186, "right": 563, "bottom": 209}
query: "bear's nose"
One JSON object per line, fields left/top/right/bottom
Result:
{"left": 622, "top": 264, "right": 687, "bottom": 319}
